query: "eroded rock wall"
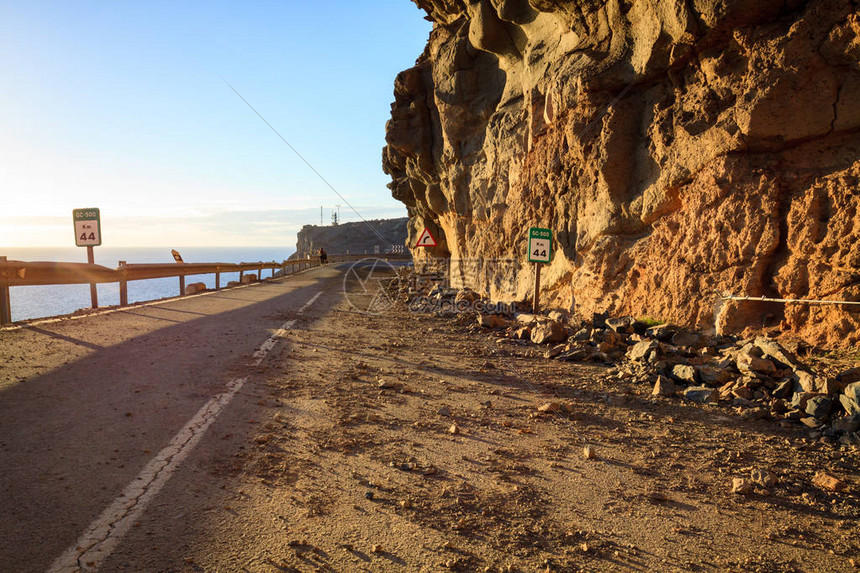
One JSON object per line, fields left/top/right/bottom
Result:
{"left": 384, "top": 0, "right": 860, "bottom": 347}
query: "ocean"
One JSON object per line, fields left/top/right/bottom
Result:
{"left": 1, "top": 246, "right": 296, "bottom": 323}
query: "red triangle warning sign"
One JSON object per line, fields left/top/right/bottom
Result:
{"left": 415, "top": 228, "right": 437, "bottom": 248}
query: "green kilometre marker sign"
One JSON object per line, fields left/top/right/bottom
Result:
{"left": 527, "top": 227, "right": 552, "bottom": 313}
{"left": 527, "top": 227, "right": 552, "bottom": 263}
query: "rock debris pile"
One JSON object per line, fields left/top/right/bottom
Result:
{"left": 403, "top": 280, "right": 860, "bottom": 447}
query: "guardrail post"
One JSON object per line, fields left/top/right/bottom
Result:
{"left": 0, "top": 256, "right": 11, "bottom": 325}
{"left": 215, "top": 266, "right": 221, "bottom": 290}
{"left": 118, "top": 261, "right": 128, "bottom": 307}
{"left": 239, "top": 270, "right": 244, "bottom": 283}
{"left": 179, "top": 273, "right": 185, "bottom": 296}
{"left": 87, "top": 246, "right": 98, "bottom": 309}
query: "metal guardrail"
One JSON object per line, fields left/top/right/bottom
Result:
{"left": 0, "top": 253, "right": 411, "bottom": 325}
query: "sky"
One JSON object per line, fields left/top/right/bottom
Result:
{"left": 0, "top": 1, "right": 432, "bottom": 248}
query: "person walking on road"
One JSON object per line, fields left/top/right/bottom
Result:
{"left": 319, "top": 248, "right": 328, "bottom": 265}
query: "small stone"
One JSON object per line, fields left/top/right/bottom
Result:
{"left": 448, "top": 423, "right": 460, "bottom": 435}
{"left": 751, "top": 468, "right": 778, "bottom": 488}
{"left": 583, "top": 445, "right": 596, "bottom": 460}
{"left": 399, "top": 499, "right": 412, "bottom": 509}
{"left": 812, "top": 470, "right": 847, "bottom": 492}
{"left": 732, "top": 477, "right": 752, "bottom": 495}
{"left": 371, "top": 544, "right": 383, "bottom": 554}
{"left": 437, "top": 406, "right": 451, "bottom": 417}
{"left": 537, "top": 402, "right": 563, "bottom": 413}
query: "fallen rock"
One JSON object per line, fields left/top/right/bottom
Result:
{"left": 751, "top": 468, "right": 778, "bottom": 488}
{"left": 537, "top": 402, "right": 564, "bottom": 413}
{"left": 628, "top": 340, "right": 659, "bottom": 362}
{"left": 547, "top": 310, "right": 568, "bottom": 323}
{"left": 652, "top": 375, "right": 677, "bottom": 397}
{"left": 448, "top": 423, "right": 460, "bottom": 435}
{"left": 184, "top": 282, "right": 207, "bottom": 295}
{"left": 671, "top": 364, "right": 698, "bottom": 384}
{"left": 583, "top": 445, "right": 596, "bottom": 460}
{"left": 683, "top": 386, "right": 719, "bottom": 404}
{"left": 478, "top": 314, "right": 510, "bottom": 329}
{"left": 696, "top": 365, "right": 732, "bottom": 387}
{"left": 836, "top": 366, "right": 860, "bottom": 386}
{"left": 672, "top": 330, "right": 702, "bottom": 348}
{"left": 737, "top": 352, "right": 777, "bottom": 375}
{"left": 645, "top": 323, "right": 677, "bottom": 341}
{"left": 240, "top": 273, "right": 258, "bottom": 284}
{"left": 805, "top": 396, "right": 832, "bottom": 420}
{"left": 605, "top": 316, "right": 636, "bottom": 334}
{"left": 732, "top": 477, "right": 752, "bottom": 495}
{"left": 840, "top": 394, "right": 860, "bottom": 416}
{"left": 530, "top": 320, "right": 567, "bottom": 344}
{"left": 831, "top": 414, "right": 860, "bottom": 434}
{"left": 812, "top": 470, "right": 847, "bottom": 492}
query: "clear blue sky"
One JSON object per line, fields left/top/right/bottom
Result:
{"left": 0, "top": 1, "right": 431, "bottom": 247}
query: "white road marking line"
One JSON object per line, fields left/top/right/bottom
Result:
{"left": 47, "top": 291, "right": 323, "bottom": 573}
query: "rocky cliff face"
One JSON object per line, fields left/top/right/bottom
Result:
{"left": 294, "top": 218, "right": 408, "bottom": 257}
{"left": 383, "top": 0, "right": 860, "bottom": 347}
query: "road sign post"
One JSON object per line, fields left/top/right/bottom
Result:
{"left": 0, "top": 256, "right": 11, "bottom": 325}
{"left": 527, "top": 227, "right": 552, "bottom": 313}
{"left": 73, "top": 208, "right": 102, "bottom": 309}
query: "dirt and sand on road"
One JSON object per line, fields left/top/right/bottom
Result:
{"left": 104, "top": 270, "right": 859, "bottom": 572}
{"left": 1, "top": 263, "right": 859, "bottom": 572}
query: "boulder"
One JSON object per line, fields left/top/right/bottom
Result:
{"left": 240, "top": 273, "right": 258, "bottom": 284}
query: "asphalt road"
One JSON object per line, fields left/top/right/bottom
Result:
{"left": 0, "top": 264, "right": 347, "bottom": 572}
